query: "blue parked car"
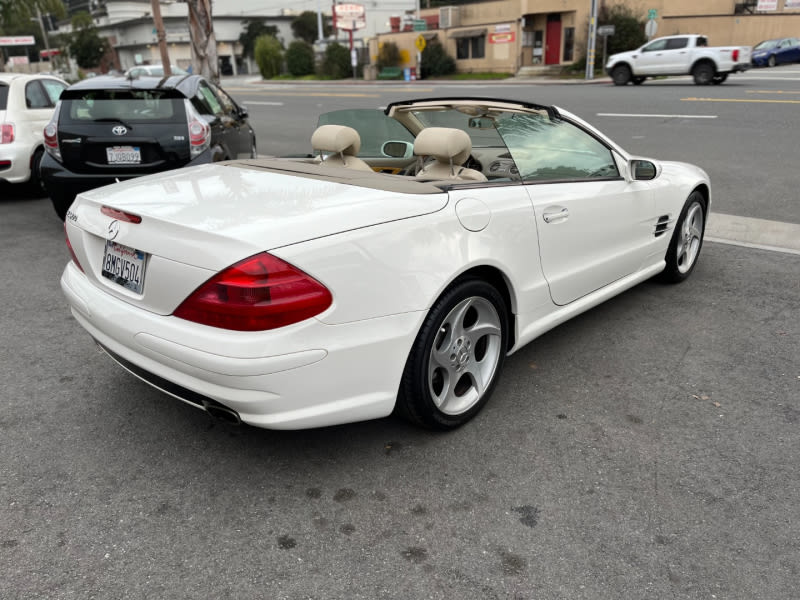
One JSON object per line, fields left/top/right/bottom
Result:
{"left": 751, "top": 37, "right": 800, "bottom": 67}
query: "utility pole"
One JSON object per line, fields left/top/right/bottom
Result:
{"left": 150, "top": 0, "right": 171, "bottom": 75}
{"left": 317, "top": 0, "right": 324, "bottom": 44}
{"left": 585, "top": 0, "right": 598, "bottom": 80}
{"left": 34, "top": 5, "right": 51, "bottom": 54}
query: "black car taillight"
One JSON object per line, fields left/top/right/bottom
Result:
{"left": 44, "top": 102, "right": 62, "bottom": 161}
{"left": 184, "top": 99, "right": 210, "bottom": 158}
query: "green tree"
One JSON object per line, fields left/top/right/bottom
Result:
{"left": 69, "top": 12, "right": 108, "bottom": 69}
{"left": 420, "top": 41, "right": 455, "bottom": 79}
{"left": 285, "top": 40, "right": 314, "bottom": 76}
{"left": 238, "top": 19, "right": 279, "bottom": 60}
{"left": 291, "top": 11, "right": 331, "bottom": 44}
{"left": 376, "top": 41, "right": 400, "bottom": 69}
{"left": 319, "top": 42, "right": 350, "bottom": 79}
{"left": 254, "top": 34, "right": 282, "bottom": 79}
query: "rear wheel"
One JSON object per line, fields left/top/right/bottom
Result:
{"left": 712, "top": 73, "right": 728, "bottom": 85}
{"left": 692, "top": 63, "right": 715, "bottom": 85}
{"left": 660, "top": 191, "right": 706, "bottom": 283}
{"left": 632, "top": 76, "right": 646, "bottom": 85}
{"left": 50, "top": 188, "right": 76, "bottom": 221}
{"left": 26, "top": 148, "right": 46, "bottom": 196}
{"left": 612, "top": 65, "right": 632, "bottom": 86}
{"left": 395, "top": 279, "right": 508, "bottom": 430}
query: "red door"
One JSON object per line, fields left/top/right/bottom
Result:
{"left": 545, "top": 17, "right": 561, "bottom": 64}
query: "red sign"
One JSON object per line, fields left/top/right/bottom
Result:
{"left": 489, "top": 32, "right": 516, "bottom": 44}
{"left": 40, "top": 49, "right": 62, "bottom": 58}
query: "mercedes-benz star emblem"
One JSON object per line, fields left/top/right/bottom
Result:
{"left": 108, "top": 220, "right": 120, "bottom": 240}
{"left": 112, "top": 125, "right": 127, "bottom": 136}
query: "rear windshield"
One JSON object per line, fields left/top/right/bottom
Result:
{"left": 0, "top": 84, "right": 8, "bottom": 110}
{"left": 60, "top": 89, "right": 185, "bottom": 124}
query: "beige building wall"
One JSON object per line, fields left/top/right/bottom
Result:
{"left": 370, "top": 0, "right": 800, "bottom": 75}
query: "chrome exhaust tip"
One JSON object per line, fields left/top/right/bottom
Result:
{"left": 202, "top": 400, "right": 241, "bottom": 425}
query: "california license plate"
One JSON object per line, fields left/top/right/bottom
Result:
{"left": 101, "top": 241, "right": 146, "bottom": 294}
{"left": 106, "top": 145, "right": 141, "bottom": 164}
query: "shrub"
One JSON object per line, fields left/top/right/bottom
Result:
{"left": 286, "top": 41, "right": 315, "bottom": 77}
{"left": 254, "top": 35, "right": 283, "bottom": 79}
{"left": 377, "top": 42, "right": 401, "bottom": 69}
{"left": 420, "top": 41, "right": 455, "bottom": 79}
{"left": 589, "top": 4, "right": 648, "bottom": 69}
{"left": 319, "top": 42, "right": 351, "bottom": 79}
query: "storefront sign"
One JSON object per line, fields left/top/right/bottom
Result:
{"left": 785, "top": 0, "right": 800, "bottom": 8}
{"left": 0, "top": 36, "right": 35, "bottom": 46}
{"left": 489, "top": 32, "right": 516, "bottom": 44}
{"left": 495, "top": 24, "right": 512, "bottom": 33}
{"left": 756, "top": 0, "right": 777, "bottom": 10}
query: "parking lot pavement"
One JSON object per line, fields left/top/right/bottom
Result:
{"left": 1, "top": 193, "right": 799, "bottom": 599}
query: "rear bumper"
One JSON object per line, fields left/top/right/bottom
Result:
{"left": 0, "top": 143, "right": 34, "bottom": 184}
{"left": 40, "top": 149, "right": 212, "bottom": 196}
{"left": 61, "top": 261, "right": 425, "bottom": 430}
{"left": 731, "top": 62, "right": 751, "bottom": 73}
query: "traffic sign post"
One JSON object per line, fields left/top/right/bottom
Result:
{"left": 598, "top": 25, "right": 615, "bottom": 70}
{"left": 645, "top": 19, "right": 658, "bottom": 40}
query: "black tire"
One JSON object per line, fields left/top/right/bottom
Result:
{"left": 395, "top": 278, "right": 509, "bottom": 430}
{"left": 26, "top": 148, "right": 46, "bottom": 196}
{"left": 612, "top": 65, "right": 632, "bottom": 86}
{"left": 632, "top": 76, "right": 646, "bottom": 85}
{"left": 692, "top": 62, "right": 715, "bottom": 85}
{"left": 712, "top": 73, "right": 728, "bottom": 85}
{"left": 768, "top": 55, "right": 776, "bottom": 68}
{"left": 50, "top": 188, "right": 76, "bottom": 221}
{"left": 660, "top": 190, "right": 707, "bottom": 284}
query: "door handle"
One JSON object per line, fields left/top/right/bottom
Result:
{"left": 543, "top": 207, "right": 569, "bottom": 223}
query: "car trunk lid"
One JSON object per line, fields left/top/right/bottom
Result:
{"left": 65, "top": 161, "right": 448, "bottom": 314}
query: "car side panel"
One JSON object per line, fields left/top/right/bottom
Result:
{"left": 272, "top": 184, "right": 553, "bottom": 327}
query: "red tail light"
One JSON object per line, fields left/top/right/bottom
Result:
{"left": 173, "top": 252, "right": 333, "bottom": 331}
{"left": 185, "top": 100, "right": 210, "bottom": 158}
{"left": 44, "top": 102, "right": 62, "bottom": 161}
{"left": 732, "top": 49, "right": 739, "bottom": 62}
{"left": 1, "top": 123, "right": 14, "bottom": 144}
{"left": 64, "top": 223, "right": 84, "bottom": 273}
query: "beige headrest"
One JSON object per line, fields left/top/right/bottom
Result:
{"left": 413, "top": 127, "right": 472, "bottom": 166}
{"left": 311, "top": 125, "right": 361, "bottom": 156}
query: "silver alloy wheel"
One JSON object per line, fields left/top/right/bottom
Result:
{"left": 427, "top": 296, "right": 503, "bottom": 415}
{"left": 677, "top": 201, "right": 704, "bottom": 274}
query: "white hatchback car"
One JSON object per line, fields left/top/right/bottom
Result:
{"left": 0, "top": 73, "right": 67, "bottom": 190}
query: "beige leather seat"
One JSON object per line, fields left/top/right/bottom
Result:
{"left": 413, "top": 127, "right": 488, "bottom": 182}
{"left": 310, "top": 125, "right": 373, "bottom": 172}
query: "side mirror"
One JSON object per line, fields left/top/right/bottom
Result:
{"left": 381, "top": 140, "right": 414, "bottom": 159}
{"left": 468, "top": 116, "right": 495, "bottom": 129}
{"left": 630, "top": 158, "right": 659, "bottom": 181}
{"left": 238, "top": 106, "right": 249, "bottom": 119}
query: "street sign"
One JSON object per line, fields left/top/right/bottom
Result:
{"left": 415, "top": 35, "right": 427, "bottom": 52}
{"left": 645, "top": 19, "right": 658, "bottom": 38}
{"left": 597, "top": 25, "right": 615, "bottom": 36}
{"left": 412, "top": 19, "right": 427, "bottom": 32}
{"left": 648, "top": 8, "right": 657, "bottom": 19}
{"left": 334, "top": 3, "right": 366, "bottom": 31}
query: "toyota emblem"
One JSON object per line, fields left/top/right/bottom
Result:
{"left": 112, "top": 125, "right": 127, "bottom": 136}
{"left": 107, "top": 220, "right": 120, "bottom": 240}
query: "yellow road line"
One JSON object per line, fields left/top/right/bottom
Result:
{"left": 682, "top": 97, "right": 800, "bottom": 104}
{"left": 746, "top": 90, "right": 800, "bottom": 94}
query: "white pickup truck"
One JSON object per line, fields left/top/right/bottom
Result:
{"left": 606, "top": 34, "right": 752, "bottom": 86}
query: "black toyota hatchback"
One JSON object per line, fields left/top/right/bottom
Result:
{"left": 41, "top": 74, "right": 256, "bottom": 220}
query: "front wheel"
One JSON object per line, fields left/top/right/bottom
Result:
{"left": 692, "top": 63, "right": 715, "bottom": 85}
{"left": 395, "top": 279, "right": 509, "bottom": 430}
{"left": 612, "top": 65, "right": 632, "bottom": 86}
{"left": 660, "top": 191, "right": 706, "bottom": 283}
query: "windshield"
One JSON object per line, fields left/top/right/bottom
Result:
{"left": 61, "top": 89, "right": 185, "bottom": 124}
{"left": 754, "top": 40, "right": 779, "bottom": 50}
{"left": 410, "top": 108, "right": 506, "bottom": 148}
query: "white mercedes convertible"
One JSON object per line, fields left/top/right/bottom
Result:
{"left": 61, "top": 97, "right": 709, "bottom": 430}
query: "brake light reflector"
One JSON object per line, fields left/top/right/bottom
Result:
{"left": 1, "top": 123, "right": 14, "bottom": 144}
{"left": 732, "top": 49, "right": 739, "bottom": 62}
{"left": 43, "top": 102, "right": 62, "bottom": 161}
{"left": 101, "top": 205, "right": 142, "bottom": 224}
{"left": 173, "top": 252, "right": 333, "bottom": 331}
{"left": 185, "top": 99, "right": 210, "bottom": 158}
{"left": 64, "top": 223, "right": 84, "bottom": 273}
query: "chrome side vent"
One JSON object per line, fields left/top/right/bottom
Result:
{"left": 654, "top": 215, "right": 672, "bottom": 237}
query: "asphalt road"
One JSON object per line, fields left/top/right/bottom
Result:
{"left": 1, "top": 70, "right": 799, "bottom": 599}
